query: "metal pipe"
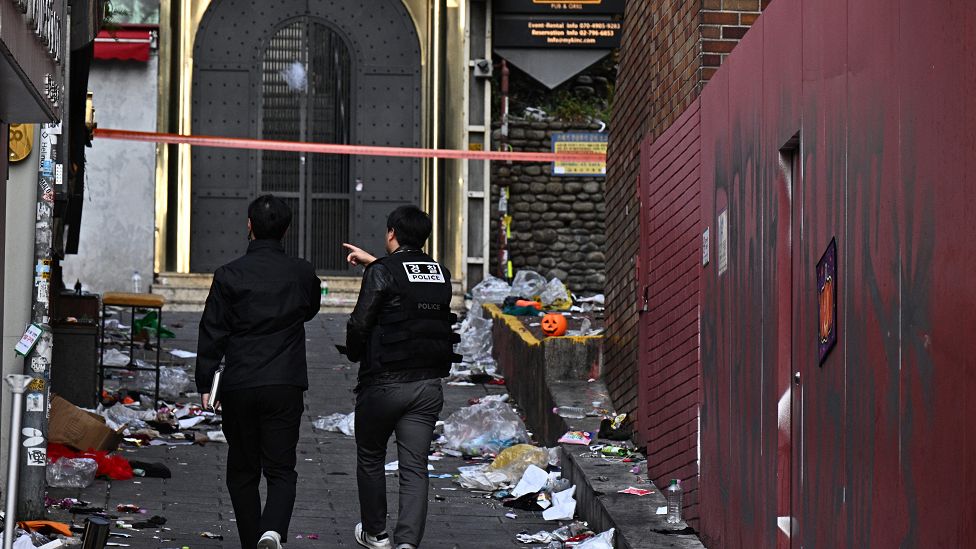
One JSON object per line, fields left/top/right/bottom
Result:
{"left": 3, "top": 375, "right": 33, "bottom": 549}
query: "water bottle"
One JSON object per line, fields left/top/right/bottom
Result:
{"left": 131, "top": 271, "right": 142, "bottom": 293}
{"left": 666, "top": 478, "right": 683, "bottom": 524}
{"left": 320, "top": 279, "right": 329, "bottom": 305}
{"left": 553, "top": 406, "right": 586, "bottom": 419}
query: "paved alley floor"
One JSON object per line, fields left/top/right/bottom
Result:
{"left": 48, "top": 312, "right": 553, "bottom": 548}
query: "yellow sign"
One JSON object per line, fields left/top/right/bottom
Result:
{"left": 552, "top": 132, "right": 607, "bottom": 176}
{"left": 8, "top": 124, "right": 34, "bottom": 162}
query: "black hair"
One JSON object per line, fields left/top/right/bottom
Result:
{"left": 387, "top": 205, "right": 432, "bottom": 248}
{"left": 248, "top": 194, "right": 292, "bottom": 240}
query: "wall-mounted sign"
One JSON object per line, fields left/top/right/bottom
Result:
{"left": 8, "top": 124, "right": 34, "bottom": 162}
{"left": 817, "top": 237, "right": 838, "bottom": 365}
{"left": 551, "top": 132, "right": 607, "bottom": 176}
{"left": 494, "top": 0, "right": 626, "bottom": 15}
{"left": 494, "top": 15, "right": 622, "bottom": 48}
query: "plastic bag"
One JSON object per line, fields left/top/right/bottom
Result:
{"left": 132, "top": 366, "right": 193, "bottom": 400}
{"left": 488, "top": 444, "right": 549, "bottom": 483}
{"left": 576, "top": 528, "right": 615, "bottom": 548}
{"left": 46, "top": 457, "right": 98, "bottom": 488}
{"left": 540, "top": 278, "right": 573, "bottom": 310}
{"left": 102, "top": 348, "right": 130, "bottom": 366}
{"left": 313, "top": 412, "right": 355, "bottom": 436}
{"left": 510, "top": 270, "right": 547, "bottom": 300}
{"left": 455, "top": 314, "right": 494, "bottom": 365}
{"left": 471, "top": 275, "right": 512, "bottom": 306}
{"left": 442, "top": 400, "right": 529, "bottom": 455}
{"left": 98, "top": 403, "right": 156, "bottom": 431}
{"left": 457, "top": 464, "right": 509, "bottom": 490}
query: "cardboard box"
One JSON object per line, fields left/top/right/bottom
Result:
{"left": 49, "top": 394, "right": 124, "bottom": 452}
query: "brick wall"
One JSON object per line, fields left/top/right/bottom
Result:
{"left": 639, "top": 102, "right": 703, "bottom": 521}
{"left": 604, "top": 0, "right": 765, "bottom": 440}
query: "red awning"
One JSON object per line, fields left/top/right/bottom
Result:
{"left": 93, "top": 29, "right": 153, "bottom": 62}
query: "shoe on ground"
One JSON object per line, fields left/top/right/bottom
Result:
{"left": 355, "top": 523, "right": 393, "bottom": 549}
{"left": 257, "top": 531, "right": 282, "bottom": 549}
{"left": 395, "top": 545, "right": 417, "bottom": 549}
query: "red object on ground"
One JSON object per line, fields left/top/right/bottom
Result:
{"left": 48, "top": 443, "right": 134, "bottom": 480}
{"left": 93, "top": 29, "right": 153, "bottom": 62}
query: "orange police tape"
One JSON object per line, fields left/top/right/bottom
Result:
{"left": 93, "top": 128, "right": 607, "bottom": 164}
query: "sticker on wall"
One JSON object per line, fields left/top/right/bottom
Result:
{"left": 26, "top": 392, "right": 44, "bottom": 412}
{"left": 817, "top": 237, "right": 838, "bottom": 365}
{"left": 26, "top": 447, "right": 47, "bottom": 467}
{"left": 717, "top": 210, "right": 729, "bottom": 276}
{"left": 30, "top": 356, "right": 48, "bottom": 373}
{"left": 702, "top": 227, "right": 710, "bottom": 267}
{"left": 14, "top": 324, "right": 44, "bottom": 356}
{"left": 22, "top": 427, "right": 44, "bottom": 447}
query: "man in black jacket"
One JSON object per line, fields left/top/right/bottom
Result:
{"left": 196, "top": 195, "right": 320, "bottom": 549}
{"left": 342, "top": 206, "right": 460, "bottom": 549}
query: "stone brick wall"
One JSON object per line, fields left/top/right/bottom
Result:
{"left": 490, "top": 118, "right": 606, "bottom": 295}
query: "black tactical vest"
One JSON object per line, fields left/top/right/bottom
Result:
{"left": 364, "top": 249, "right": 461, "bottom": 378}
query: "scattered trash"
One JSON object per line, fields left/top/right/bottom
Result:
{"left": 441, "top": 399, "right": 529, "bottom": 455}
{"left": 618, "top": 487, "right": 653, "bottom": 496}
{"left": 168, "top": 349, "right": 197, "bottom": 359}
{"left": 488, "top": 444, "right": 549, "bottom": 483}
{"left": 457, "top": 465, "right": 509, "bottom": 491}
{"left": 116, "top": 504, "right": 144, "bottom": 513}
{"left": 511, "top": 465, "right": 549, "bottom": 498}
{"left": 48, "top": 443, "right": 133, "bottom": 481}
{"left": 102, "top": 349, "right": 130, "bottom": 367}
{"left": 558, "top": 431, "right": 593, "bottom": 445}
{"left": 200, "top": 532, "right": 223, "bottom": 540}
{"left": 542, "top": 486, "right": 577, "bottom": 521}
{"left": 510, "top": 270, "right": 547, "bottom": 300}
{"left": 576, "top": 528, "right": 614, "bottom": 548}
{"left": 45, "top": 458, "right": 98, "bottom": 488}
{"left": 504, "top": 512, "right": 518, "bottom": 520}
{"left": 313, "top": 412, "right": 355, "bottom": 436}
{"left": 50, "top": 395, "right": 124, "bottom": 452}
{"left": 540, "top": 278, "right": 572, "bottom": 310}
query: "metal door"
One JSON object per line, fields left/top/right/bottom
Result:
{"left": 259, "top": 18, "right": 351, "bottom": 270}
{"left": 190, "top": 0, "right": 422, "bottom": 273}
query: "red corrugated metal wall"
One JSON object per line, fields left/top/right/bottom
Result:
{"left": 641, "top": 0, "right": 976, "bottom": 546}
{"left": 637, "top": 101, "right": 703, "bottom": 523}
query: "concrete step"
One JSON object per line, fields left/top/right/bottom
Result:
{"left": 151, "top": 272, "right": 464, "bottom": 314}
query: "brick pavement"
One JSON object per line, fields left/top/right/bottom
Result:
{"left": 47, "top": 312, "right": 555, "bottom": 548}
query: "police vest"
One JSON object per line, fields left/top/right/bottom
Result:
{"left": 365, "top": 250, "right": 462, "bottom": 376}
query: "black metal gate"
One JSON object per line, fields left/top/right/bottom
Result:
{"left": 260, "top": 18, "right": 351, "bottom": 270}
{"left": 190, "top": 0, "right": 422, "bottom": 273}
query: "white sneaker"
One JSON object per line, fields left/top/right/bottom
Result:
{"left": 355, "top": 523, "right": 393, "bottom": 549}
{"left": 395, "top": 545, "right": 417, "bottom": 549}
{"left": 257, "top": 531, "right": 281, "bottom": 549}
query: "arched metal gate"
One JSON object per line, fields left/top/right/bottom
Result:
{"left": 190, "top": 0, "right": 422, "bottom": 273}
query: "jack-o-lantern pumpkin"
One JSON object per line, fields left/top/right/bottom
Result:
{"left": 540, "top": 313, "right": 568, "bottom": 337}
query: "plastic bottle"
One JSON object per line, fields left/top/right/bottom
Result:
{"left": 131, "top": 271, "right": 142, "bottom": 293}
{"left": 320, "top": 279, "right": 329, "bottom": 305}
{"left": 666, "top": 478, "right": 683, "bottom": 524}
{"left": 553, "top": 406, "right": 586, "bottom": 419}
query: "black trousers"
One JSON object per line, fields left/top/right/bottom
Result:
{"left": 221, "top": 385, "right": 305, "bottom": 549}
{"left": 355, "top": 379, "right": 444, "bottom": 547}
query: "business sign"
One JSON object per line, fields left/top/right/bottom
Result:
{"left": 494, "top": 0, "right": 626, "bottom": 15}
{"left": 495, "top": 15, "right": 622, "bottom": 48}
{"left": 817, "top": 237, "right": 838, "bottom": 365}
{"left": 551, "top": 132, "right": 607, "bottom": 176}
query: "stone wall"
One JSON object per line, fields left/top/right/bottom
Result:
{"left": 490, "top": 118, "right": 606, "bottom": 295}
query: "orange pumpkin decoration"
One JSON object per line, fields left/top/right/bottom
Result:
{"left": 540, "top": 313, "right": 568, "bottom": 337}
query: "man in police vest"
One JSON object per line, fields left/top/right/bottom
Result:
{"left": 342, "top": 205, "right": 461, "bottom": 549}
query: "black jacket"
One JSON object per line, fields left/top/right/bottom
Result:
{"left": 346, "top": 247, "right": 458, "bottom": 386}
{"left": 195, "top": 239, "right": 320, "bottom": 393}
